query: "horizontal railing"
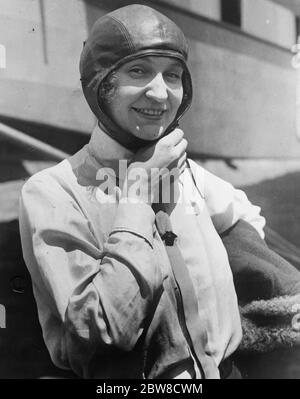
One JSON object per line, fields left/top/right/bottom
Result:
{"left": 0, "top": 122, "right": 70, "bottom": 161}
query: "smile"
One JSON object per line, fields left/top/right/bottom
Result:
{"left": 132, "top": 107, "right": 166, "bottom": 116}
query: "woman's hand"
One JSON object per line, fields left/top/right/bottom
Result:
{"left": 122, "top": 129, "right": 187, "bottom": 204}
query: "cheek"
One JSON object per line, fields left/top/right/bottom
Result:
{"left": 178, "top": 87, "right": 184, "bottom": 103}
{"left": 106, "top": 93, "right": 125, "bottom": 120}
{"left": 172, "top": 87, "right": 184, "bottom": 113}
{"left": 113, "top": 87, "right": 137, "bottom": 112}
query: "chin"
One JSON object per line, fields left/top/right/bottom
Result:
{"left": 133, "top": 125, "right": 166, "bottom": 141}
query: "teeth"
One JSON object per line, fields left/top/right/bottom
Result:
{"left": 134, "top": 108, "right": 164, "bottom": 116}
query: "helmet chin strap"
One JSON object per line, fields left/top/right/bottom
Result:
{"left": 134, "top": 124, "right": 167, "bottom": 138}
{"left": 98, "top": 121, "right": 151, "bottom": 151}
{"left": 98, "top": 113, "right": 180, "bottom": 152}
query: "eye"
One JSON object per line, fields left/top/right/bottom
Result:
{"left": 128, "top": 66, "right": 146, "bottom": 77}
{"left": 165, "top": 71, "right": 182, "bottom": 82}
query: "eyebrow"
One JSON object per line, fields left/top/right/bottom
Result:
{"left": 128, "top": 57, "right": 183, "bottom": 69}
{"left": 167, "top": 60, "right": 184, "bottom": 69}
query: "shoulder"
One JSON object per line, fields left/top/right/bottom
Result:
{"left": 19, "top": 160, "right": 82, "bottom": 229}
{"left": 21, "top": 159, "right": 72, "bottom": 201}
{"left": 186, "top": 159, "right": 225, "bottom": 187}
{"left": 186, "top": 158, "right": 205, "bottom": 176}
{"left": 185, "top": 159, "right": 228, "bottom": 198}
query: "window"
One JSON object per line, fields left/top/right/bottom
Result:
{"left": 157, "top": 0, "right": 221, "bottom": 21}
{"left": 221, "top": 0, "right": 241, "bottom": 27}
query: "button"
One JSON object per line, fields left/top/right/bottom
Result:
{"left": 161, "top": 231, "right": 177, "bottom": 246}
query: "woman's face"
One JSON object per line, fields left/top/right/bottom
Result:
{"left": 104, "top": 56, "right": 184, "bottom": 141}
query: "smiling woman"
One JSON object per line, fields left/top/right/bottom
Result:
{"left": 103, "top": 57, "right": 184, "bottom": 141}
{"left": 19, "top": 4, "right": 269, "bottom": 380}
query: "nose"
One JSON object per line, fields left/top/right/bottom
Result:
{"left": 145, "top": 73, "right": 168, "bottom": 103}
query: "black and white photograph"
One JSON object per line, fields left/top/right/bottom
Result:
{"left": 1, "top": 0, "right": 300, "bottom": 385}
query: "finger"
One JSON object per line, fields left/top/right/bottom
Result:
{"left": 162, "top": 128, "right": 184, "bottom": 146}
{"left": 178, "top": 164, "right": 186, "bottom": 175}
{"left": 174, "top": 138, "right": 188, "bottom": 158}
{"left": 168, "top": 152, "right": 186, "bottom": 174}
{"left": 178, "top": 155, "right": 187, "bottom": 175}
{"left": 176, "top": 151, "right": 186, "bottom": 167}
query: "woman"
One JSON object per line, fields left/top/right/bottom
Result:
{"left": 19, "top": 4, "right": 266, "bottom": 379}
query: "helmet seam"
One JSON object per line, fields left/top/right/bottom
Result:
{"left": 109, "top": 15, "right": 135, "bottom": 54}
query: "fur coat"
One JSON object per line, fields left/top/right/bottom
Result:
{"left": 222, "top": 220, "right": 300, "bottom": 354}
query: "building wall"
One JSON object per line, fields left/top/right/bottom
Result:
{"left": 0, "top": 0, "right": 95, "bottom": 133}
{"left": 242, "top": 0, "right": 296, "bottom": 48}
{"left": 182, "top": 24, "right": 296, "bottom": 158}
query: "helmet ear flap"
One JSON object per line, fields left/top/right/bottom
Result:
{"left": 178, "top": 68, "right": 193, "bottom": 120}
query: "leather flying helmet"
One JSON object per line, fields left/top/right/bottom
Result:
{"left": 80, "top": 4, "right": 193, "bottom": 150}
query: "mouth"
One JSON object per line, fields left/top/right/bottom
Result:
{"left": 132, "top": 107, "right": 166, "bottom": 119}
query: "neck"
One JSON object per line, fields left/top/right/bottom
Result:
{"left": 87, "top": 123, "right": 134, "bottom": 176}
